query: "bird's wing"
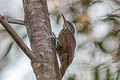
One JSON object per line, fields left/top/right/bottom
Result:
{"left": 67, "top": 31, "right": 76, "bottom": 65}
{"left": 58, "top": 30, "right": 66, "bottom": 48}
{"left": 58, "top": 29, "right": 68, "bottom": 63}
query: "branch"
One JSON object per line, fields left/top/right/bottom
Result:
{"left": 23, "top": 0, "right": 60, "bottom": 79}
{"left": 0, "top": 15, "right": 33, "bottom": 59}
{"left": 4, "top": 17, "right": 25, "bottom": 25}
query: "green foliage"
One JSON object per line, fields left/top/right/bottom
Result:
{"left": 105, "top": 68, "right": 110, "bottom": 80}
{"left": 116, "top": 68, "right": 120, "bottom": 80}
{"left": 2, "top": 42, "right": 13, "bottom": 59}
{"left": 0, "top": 29, "right": 6, "bottom": 33}
{"left": 67, "top": 76, "right": 76, "bottom": 80}
{"left": 94, "top": 68, "right": 99, "bottom": 80}
{"left": 96, "top": 42, "right": 107, "bottom": 52}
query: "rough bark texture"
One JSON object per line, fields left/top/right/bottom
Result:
{"left": 22, "top": 0, "right": 60, "bottom": 80}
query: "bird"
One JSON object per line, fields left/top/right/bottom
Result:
{"left": 58, "top": 14, "right": 76, "bottom": 77}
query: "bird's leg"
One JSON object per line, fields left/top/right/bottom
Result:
{"left": 52, "top": 32, "right": 60, "bottom": 54}
{"left": 52, "top": 32, "right": 63, "bottom": 78}
{"left": 52, "top": 32, "right": 57, "bottom": 45}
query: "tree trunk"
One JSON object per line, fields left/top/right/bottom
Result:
{"left": 22, "top": 0, "right": 60, "bottom": 80}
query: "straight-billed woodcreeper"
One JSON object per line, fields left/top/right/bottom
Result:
{"left": 58, "top": 14, "right": 76, "bottom": 77}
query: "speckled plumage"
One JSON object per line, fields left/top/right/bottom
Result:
{"left": 58, "top": 14, "right": 76, "bottom": 77}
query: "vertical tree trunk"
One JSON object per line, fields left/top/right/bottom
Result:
{"left": 22, "top": 0, "right": 60, "bottom": 80}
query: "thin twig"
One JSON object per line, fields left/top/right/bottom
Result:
{"left": 111, "top": 8, "right": 120, "bottom": 14}
{"left": 0, "top": 15, "right": 33, "bottom": 59}
{"left": 5, "top": 17, "right": 25, "bottom": 25}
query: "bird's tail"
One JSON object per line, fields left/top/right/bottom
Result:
{"left": 60, "top": 63, "right": 68, "bottom": 77}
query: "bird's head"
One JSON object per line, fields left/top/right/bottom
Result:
{"left": 62, "top": 14, "right": 75, "bottom": 34}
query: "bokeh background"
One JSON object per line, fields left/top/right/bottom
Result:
{"left": 0, "top": 0, "right": 120, "bottom": 80}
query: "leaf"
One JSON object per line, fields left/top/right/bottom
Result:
{"left": 22, "top": 34, "right": 27, "bottom": 39}
{"left": 88, "top": 1, "right": 103, "bottom": 8}
{"left": 94, "top": 68, "right": 99, "bottom": 80}
{"left": 96, "top": 42, "right": 107, "bottom": 53}
{"left": 116, "top": 68, "right": 120, "bottom": 80}
{"left": 67, "top": 76, "right": 76, "bottom": 80}
{"left": 56, "top": 14, "right": 61, "bottom": 24}
{"left": 2, "top": 41, "right": 13, "bottom": 59}
{"left": 0, "top": 29, "right": 6, "bottom": 33}
{"left": 105, "top": 68, "right": 110, "bottom": 80}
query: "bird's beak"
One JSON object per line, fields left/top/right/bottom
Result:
{"left": 61, "top": 14, "right": 66, "bottom": 22}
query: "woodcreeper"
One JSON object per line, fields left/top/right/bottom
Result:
{"left": 58, "top": 14, "right": 76, "bottom": 77}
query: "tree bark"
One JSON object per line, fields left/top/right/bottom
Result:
{"left": 22, "top": 0, "right": 60, "bottom": 80}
